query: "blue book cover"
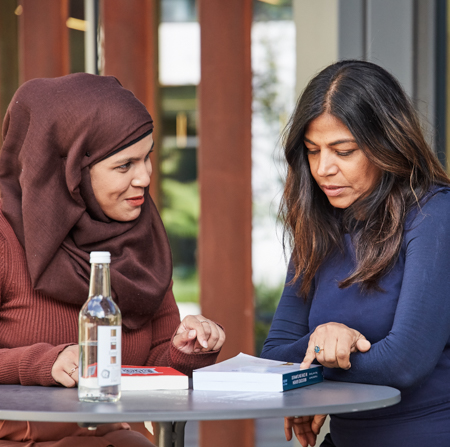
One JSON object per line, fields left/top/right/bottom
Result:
{"left": 193, "top": 353, "right": 324, "bottom": 392}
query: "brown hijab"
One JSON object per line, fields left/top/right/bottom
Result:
{"left": 0, "top": 73, "right": 172, "bottom": 330}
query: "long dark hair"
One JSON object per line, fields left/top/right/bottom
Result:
{"left": 281, "top": 60, "right": 450, "bottom": 297}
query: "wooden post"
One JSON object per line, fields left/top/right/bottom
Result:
{"left": 101, "top": 0, "right": 161, "bottom": 205}
{"left": 198, "top": 0, "right": 254, "bottom": 446}
{"left": 18, "top": 0, "right": 69, "bottom": 84}
{"left": 0, "top": 0, "right": 19, "bottom": 128}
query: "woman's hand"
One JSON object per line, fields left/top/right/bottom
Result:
{"left": 51, "top": 345, "right": 79, "bottom": 387}
{"left": 301, "top": 322, "right": 371, "bottom": 370}
{"left": 173, "top": 315, "right": 225, "bottom": 354}
{"left": 284, "top": 415, "right": 327, "bottom": 447}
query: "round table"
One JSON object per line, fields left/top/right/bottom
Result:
{"left": 0, "top": 381, "right": 400, "bottom": 446}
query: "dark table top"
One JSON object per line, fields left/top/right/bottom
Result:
{"left": 0, "top": 381, "right": 400, "bottom": 424}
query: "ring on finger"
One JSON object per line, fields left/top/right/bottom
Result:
{"left": 200, "top": 320, "right": 209, "bottom": 324}
{"left": 314, "top": 345, "right": 324, "bottom": 354}
{"left": 67, "top": 366, "right": 78, "bottom": 378}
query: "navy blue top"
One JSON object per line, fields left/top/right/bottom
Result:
{"left": 262, "top": 188, "right": 450, "bottom": 446}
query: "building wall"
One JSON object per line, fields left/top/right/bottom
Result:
{"left": 293, "top": 0, "right": 338, "bottom": 98}
{"left": 293, "top": 0, "right": 444, "bottom": 160}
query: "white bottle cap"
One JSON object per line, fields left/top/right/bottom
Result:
{"left": 90, "top": 251, "right": 111, "bottom": 264}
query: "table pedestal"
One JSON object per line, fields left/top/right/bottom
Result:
{"left": 158, "top": 421, "right": 186, "bottom": 447}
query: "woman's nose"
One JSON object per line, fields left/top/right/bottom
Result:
{"left": 132, "top": 161, "right": 152, "bottom": 187}
{"left": 316, "top": 153, "right": 338, "bottom": 177}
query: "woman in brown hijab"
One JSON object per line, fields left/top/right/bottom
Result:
{"left": 0, "top": 73, "right": 225, "bottom": 446}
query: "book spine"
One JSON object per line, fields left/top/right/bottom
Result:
{"left": 282, "top": 367, "right": 324, "bottom": 391}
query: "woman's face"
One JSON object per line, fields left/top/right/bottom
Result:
{"left": 304, "top": 113, "right": 382, "bottom": 209}
{"left": 90, "top": 134, "right": 153, "bottom": 221}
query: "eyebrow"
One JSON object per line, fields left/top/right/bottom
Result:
{"left": 304, "top": 137, "right": 357, "bottom": 146}
{"left": 113, "top": 143, "right": 154, "bottom": 165}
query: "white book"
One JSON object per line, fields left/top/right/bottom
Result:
{"left": 193, "top": 353, "right": 323, "bottom": 392}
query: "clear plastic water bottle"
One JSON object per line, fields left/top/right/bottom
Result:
{"left": 78, "top": 251, "right": 122, "bottom": 402}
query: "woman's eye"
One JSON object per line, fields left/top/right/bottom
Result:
{"left": 336, "top": 150, "right": 356, "bottom": 157}
{"left": 144, "top": 148, "right": 153, "bottom": 161}
{"left": 306, "top": 149, "right": 319, "bottom": 155}
{"left": 116, "top": 162, "right": 131, "bottom": 170}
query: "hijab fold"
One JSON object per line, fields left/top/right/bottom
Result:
{"left": 0, "top": 73, "right": 172, "bottom": 330}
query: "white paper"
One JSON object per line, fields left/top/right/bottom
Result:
{"left": 97, "top": 326, "right": 121, "bottom": 387}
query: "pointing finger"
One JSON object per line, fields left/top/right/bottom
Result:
{"left": 356, "top": 338, "right": 371, "bottom": 352}
{"left": 301, "top": 345, "right": 317, "bottom": 370}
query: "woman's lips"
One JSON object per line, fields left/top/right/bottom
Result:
{"left": 126, "top": 196, "right": 145, "bottom": 206}
{"left": 321, "top": 186, "right": 346, "bottom": 197}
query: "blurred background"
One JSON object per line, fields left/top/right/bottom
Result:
{"left": 0, "top": 0, "right": 448, "bottom": 446}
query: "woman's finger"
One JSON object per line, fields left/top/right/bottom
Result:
{"left": 52, "top": 364, "right": 78, "bottom": 388}
{"left": 321, "top": 335, "right": 337, "bottom": 366}
{"left": 51, "top": 345, "right": 79, "bottom": 387}
{"left": 200, "top": 320, "right": 215, "bottom": 349}
{"left": 209, "top": 324, "right": 226, "bottom": 351}
{"left": 311, "top": 414, "right": 327, "bottom": 435}
{"left": 292, "top": 416, "right": 316, "bottom": 447}
{"left": 181, "top": 315, "right": 210, "bottom": 349}
{"left": 201, "top": 321, "right": 225, "bottom": 351}
{"left": 66, "top": 365, "right": 79, "bottom": 384}
{"left": 300, "top": 340, "right": 318, "bottom": 369}
{"left": 188, "top": 320, "right": 212, "bottom": 352}
{"left": 335, "top": 332, "right": 354, "bottom": 369}
{"left": 172, "top": 328, "right": 197, "bottom": 351}
{"left": 62, "top": 361, "right": 79, "bottom": 387}
{"left": 355, "top": 337, "right": 371, "bottom": 352}
{"left": 284, "top": 417, "right": 294, "bottom": 441}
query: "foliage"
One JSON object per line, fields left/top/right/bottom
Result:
{"left": 253, "top": 0, "right": 293, "bottom": 22}
{"left": 161, "top": 178, "right": 199, "bottom": 238}
{"left": 172, "top": 266, "right": 199, "bottom": 303}
{"left": 253, "top": 42, "right": 282, "bottom": 124}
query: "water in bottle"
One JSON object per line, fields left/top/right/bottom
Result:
{"left": 78, "top": 251, "right": 122, "bottom": 402}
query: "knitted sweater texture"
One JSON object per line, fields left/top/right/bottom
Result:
{"left": 0, "top": 210, "right": 218, "bottom": 443}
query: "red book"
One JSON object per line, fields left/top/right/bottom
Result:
{"left": 121, "top": 366, "right": 188, "bottom": 391}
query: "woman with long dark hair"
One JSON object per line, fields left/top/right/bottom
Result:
{"left": 262, "top": 60, "right": 450, "bottom": 446}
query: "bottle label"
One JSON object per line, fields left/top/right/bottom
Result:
{"left": 97, "top": 326, "right": 122, "bottom": 387}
